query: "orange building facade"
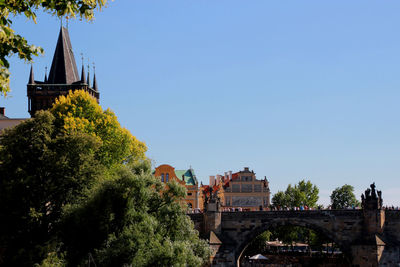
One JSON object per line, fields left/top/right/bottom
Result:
{"left": 154, "top": 164, "right": 200, "bottom": 210}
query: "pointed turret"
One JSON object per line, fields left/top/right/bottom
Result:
{"left": 47, "top": 27, "right": 79, "bottom": 84}
{"left": 86, "top": 68, "right": 90, "bottom": 87}
{"left": 28, "top": 65, "right": 35, "bottom": 84}
{"left": 81, "top": 64, "right": 86, "bottom": 84}
{"left": 44, "top": 66, "right": 48, "bottom": 83}
{"left": 93, "top": 73, "right": 98, "bottom": 92}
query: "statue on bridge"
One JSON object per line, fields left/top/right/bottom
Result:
{"left": 203, "top": 185, "right": 221, "bottom": 212}
{"left": 361, "top": 182, "right": 383, "bottom": 210}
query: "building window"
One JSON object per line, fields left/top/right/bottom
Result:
{"left": 166, "top": 173, "right": 169, "bottom": 182}
{"left": 254, "top": 184, "right": 261, "bottom": 192}
{"left": 161, "top": 173, "right": 164, "bottom": 182}
{"left": 232, "top": 184, "right": 240, "bottom": 192}
{"left": 226, "top": 197, "right": 231, "bottom": 206}
{"left": 241, "top": 176, "right": 252, "bottom": 181}
{"left": 188, "top": 192, "right": 192, "bottom": 196}
{"left": 242, "top": 184, "right": 252, "bottom": 192}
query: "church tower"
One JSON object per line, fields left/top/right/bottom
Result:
{"left": 27, "top": 27, "right": 99, "bottom": 117}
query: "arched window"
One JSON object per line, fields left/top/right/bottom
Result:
{"left": 166, "top": 173, "right": 169, "bottom": 182}
{"left": 161, "top": 173, "right": 164, "bottom": 182}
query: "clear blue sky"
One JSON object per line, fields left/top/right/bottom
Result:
{"left": 2, "top": 1, "right": 400, "bottom": 206}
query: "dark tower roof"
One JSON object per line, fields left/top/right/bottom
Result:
{"left": 93, "top": 73, "right": 98, "bottom": 91}
{"left": 47, "top": 27, "right": 79, "bottom": 84}
{"left": 28, "top": 65, "right": 35, "bottom": 84}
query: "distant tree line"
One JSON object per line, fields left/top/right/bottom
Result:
{"left": 271, "top": 180, "right": 359, "bottom": 210}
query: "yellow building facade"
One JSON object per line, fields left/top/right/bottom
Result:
{"left": 207, "top": 167, "right": 271, "bottom": 211}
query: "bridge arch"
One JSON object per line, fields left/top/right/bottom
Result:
{"left": 234, "top": 217, "right": 352, "bottom": 266}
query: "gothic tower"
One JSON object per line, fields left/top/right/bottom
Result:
{"left": 27, "top": 27, "right": 99, "bottom": 117}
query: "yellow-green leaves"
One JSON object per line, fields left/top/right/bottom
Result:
{"left": 51, "top": 90, "right": 147, "bottom": 168}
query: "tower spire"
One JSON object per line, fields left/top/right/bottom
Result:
{"left": 47, "top": 26, "right": 79, "bottom": 84}
{"left": 28, "top": 65, "right": 35, "bottom": 84}
{"left": 93, "top": 64, "right": 98, "bottom": 92}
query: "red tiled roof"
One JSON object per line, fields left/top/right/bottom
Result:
{"left": 223, "top": 172, "right": 239, "bottom": 187}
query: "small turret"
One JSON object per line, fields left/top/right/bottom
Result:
{"left": 93, "top": 73, "right": 98, "bottom": 92}
{"left": 86, "top": 67, "right": 90, "bottom": 87}
{"left": 81, "top": 64, "right": 86, "bottom": 84}
{"left": 28, "top": 65, "right": 35, "bottom": 84}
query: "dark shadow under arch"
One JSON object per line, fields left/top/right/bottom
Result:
{"left": 235, "top": 218, "right": 352, "bottom": 267}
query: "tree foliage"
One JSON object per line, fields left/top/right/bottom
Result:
{"left": 330, "top": 184, "right": 360, "bottom": 209}
{"left": 0, "top": 111, "right": 103, "bottom": 266}
{"left": 271, "top": 191, "right": 287, "bottom": 208}
{"left": 272, "top": 180, "right": 319, "bottom": 208}
{"left": 50, "top": 90, "right": 147, "bottom": 168}
{"left": 60, "top": 167, "right": 210, "bottom": 267}
{"left": 0, "top": 92, "right": 208, "bottom": 266}
{"left": 0, "top": 0, "right": 109, "bottom": 96}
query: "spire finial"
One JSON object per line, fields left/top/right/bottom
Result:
{"left": 80, "top": 53, "right": 84, "bottom": 66}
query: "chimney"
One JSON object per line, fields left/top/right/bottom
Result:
{"left": 209, "top": 176, "right": 215, "bottom": 187}
{"left": 0, "top": 107, "right": 4, "bottom": 116}
{"left": 228, "top": 171, "right": 232, "bottom": 180}
{"left": 217, "top": 175, "right": 222, "bottom": 185}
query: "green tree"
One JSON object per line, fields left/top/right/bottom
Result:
{"left": 0, "top": 0, "right": 109, "bottom": 96}
{"left": 288, "top": 180, "right": 319, "bottom": 208}
{"left": 60, "top": 167, "right": 210, "bottom": 267}
{"left": 0, "top": 90, "right": 208, "bottom": 266}
{"left": 0, "top": 91, "right": 147, "bottom": 265}
{"left": 330, "top": 184, "right": 360, "bottom": 209}
{"left": 50, "top": 90, "right": 147, "bottom": 168}
{"left": 271, "top": 191, "right": 288, "bottom": 208}
{"left": 272, "top": 180, "right": 319, "bottom": 209}
{"left": 0, "top": 111, "right": 103, "bottom": 266}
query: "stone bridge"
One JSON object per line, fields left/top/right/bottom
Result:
{"left": 189, "top": 185, "right": 400, "bottom": 266}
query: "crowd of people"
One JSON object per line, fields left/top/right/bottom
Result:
{"left": 187, "top": 205, "right": 400, "bottom": 214}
